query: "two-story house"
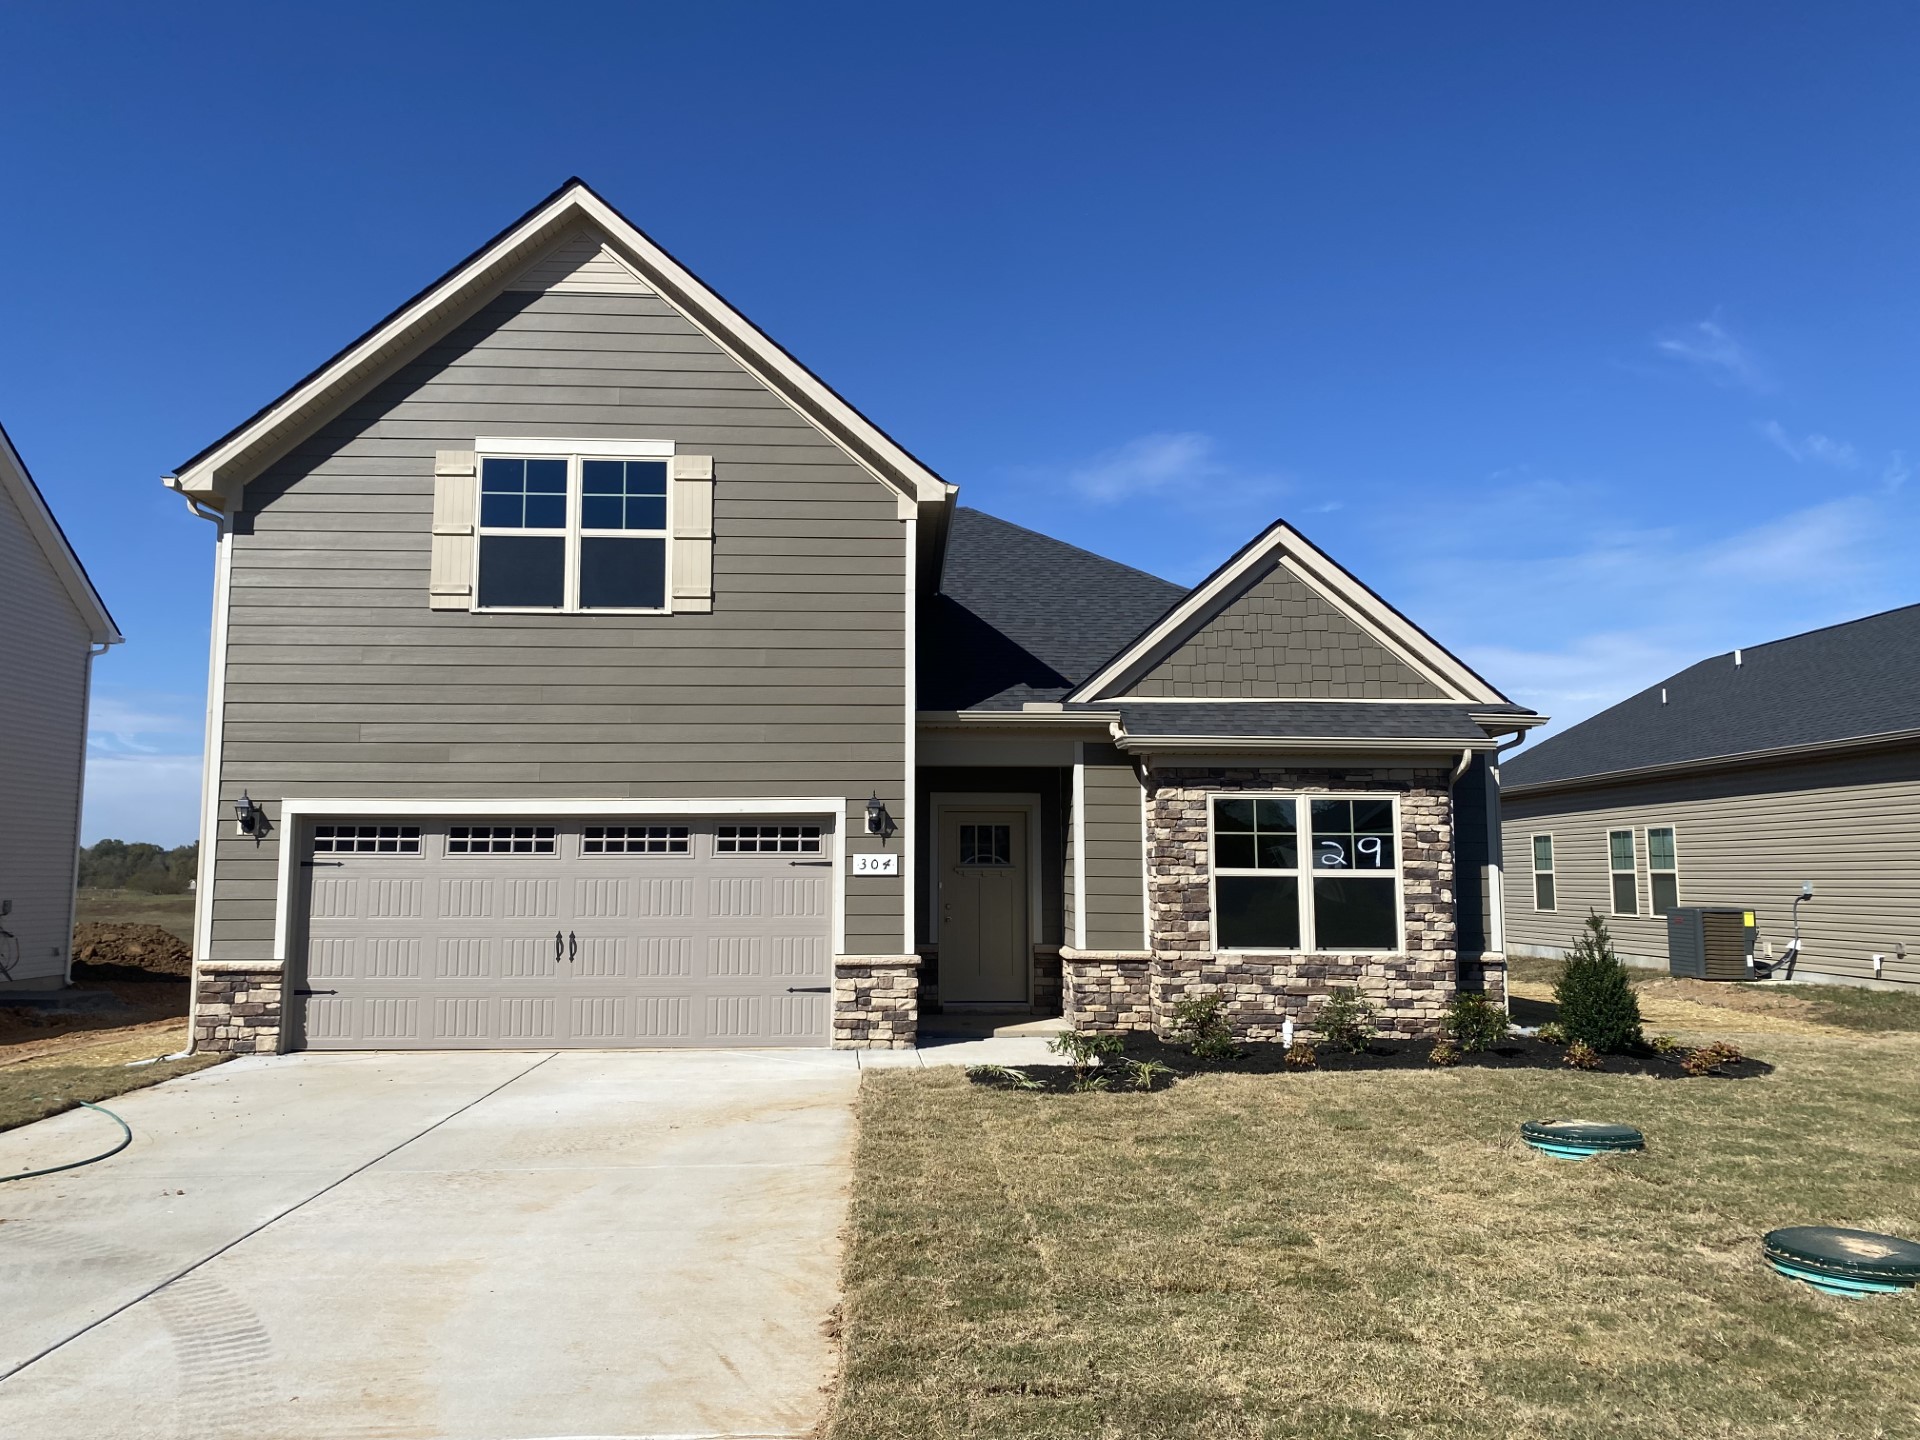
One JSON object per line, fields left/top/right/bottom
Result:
{"left": 167, "top": 179, "right": 1540, "bottom": 1054}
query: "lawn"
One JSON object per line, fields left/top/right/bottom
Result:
{"left": 827, "top": 1000, "right": 1920, "bottom": 1438}
{"left": 0, "top": 1025, "right": 220, "bottom": 1134}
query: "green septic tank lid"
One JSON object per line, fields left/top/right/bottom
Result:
{"left": 1764, "top": 1227, "right": 1920, "bottom": 1282}
{"left": 1520, "top": 1120, "right": 1645, "bottom": 1151}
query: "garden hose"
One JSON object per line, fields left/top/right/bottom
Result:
{"left": 0, "top": 1101, "right": 132, "bottom": 1183}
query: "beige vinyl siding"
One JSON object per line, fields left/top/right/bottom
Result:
{"left": 1081, "top": 742, "right": 1146, "bottom": 949}
{"left": 207, "top": 284, "right": 907, "bottom": 961}
{"left": 1501, "top": 745, "right": 1920, "bottom": 985}
{"left": 0, "top": 476, "right": 92, "bottom": 985}
{"left": 1123, "top": 564, "right": 1442, "bottom": 699}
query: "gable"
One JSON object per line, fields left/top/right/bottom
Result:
{"left": 1121, "top": 563, "right": 1444, "bottom": 699}
{"left": 505, "top": 227, "right": 655, "bottom": 296}
{"left": 0, "top": 424, "right": 119, "bottom": 645}
{"left": 1068, "top": 519, "right": 1506, "bottom": 706}
{"left": 167, "top": 179, "right": 948, "bottom": 512}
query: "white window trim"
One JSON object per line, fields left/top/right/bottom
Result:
{"left": 473, "top": 436, "right": 674, "bottom": 457}
{"left": 1206, "top": 792, "right": 1405, "bottom": 956}
{"left": 1530, "top": 831, "right": 1556, "bottom": 912}
{"left": 1647, "top": 824, "right": 1681, "bottom": 913}
{"left": 1607, "top": 827, "right": 1639, "bottom": 916}
{"left": 474, "top": 450, "right": 673, "bottom": 615}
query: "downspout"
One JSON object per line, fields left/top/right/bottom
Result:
{"left": 167, "top": 478, "right": 230, "bottom": 1047}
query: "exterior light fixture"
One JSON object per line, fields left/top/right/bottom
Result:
{"left": 864, "top": 791, "right": 896, "bottom": 839}
{"left": 234, "top": 791, "right": 265, "bottom": 839}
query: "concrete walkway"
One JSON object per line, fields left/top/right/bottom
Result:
{"left": 0, "top": 1050, "right": 862, "bottom": 1439}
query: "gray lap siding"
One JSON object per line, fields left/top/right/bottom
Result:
{"left": 205, "top": 289, "right": 907, "bottom": 964}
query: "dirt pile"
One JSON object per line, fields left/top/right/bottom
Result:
{"left": 71, "top": 923, "right": 192, "bottom": 981}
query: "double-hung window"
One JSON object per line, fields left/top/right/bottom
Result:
{"left": 1608, "top": 829, "right": 1638, "bottom": 915}
{"left": 476, "top": 453, "right": 669, "bottom": 612}
{"left": 1647, "top": 827, "right": 1680, "bottom": 915}
{"left": 1531, "top": 834, "right": 1555, "bottom": 911}
{"left": 1212, "top": 795, "right": 1400, "bottom": 952}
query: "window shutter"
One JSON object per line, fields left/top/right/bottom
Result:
{"left": 430, "top": 450, "right": 478, "bottom": 610}
{"left": 671, "top": 454, "right": 714, "bottom": 613}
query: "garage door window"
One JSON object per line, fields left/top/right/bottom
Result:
{"left": 583, "top": 824, "right": 690, "bottom": 854}
{"left": 717, "top": 824, "right": 822, "bottom": 854}
{"left": 312, "top": 824, "right": 421, "bottom": 856}
{"left": 448, "top": 825, "right": 557, "bottom": 855}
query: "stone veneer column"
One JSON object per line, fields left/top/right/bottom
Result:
{"left": 1145, "top": 766, "right": 1461, "bottom": 1039}
{"left": 193, "top": 961, "right": 286, "bottom": 1054}
{"left": 832, "top": 955, "right": 920, "bottom": 1049}
{"left": 1059, "top": 949, "right": 1154, "bottom": 1032}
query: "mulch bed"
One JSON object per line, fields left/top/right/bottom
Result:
{"left": 968, "top": 1035, "right": 1772, "bottom": 1093}
{"left": 69, "top": 923, "right": 192, "bottom": 983}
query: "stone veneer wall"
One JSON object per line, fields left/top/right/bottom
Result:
{"left": 1065, "top": 765, "right": 1462, "bottom": 1040}
{"left": 1031, "top": 945, "right": 1064, "bottom": 1014}
{"left": 194, "top": 961, "right": 286, "bottom": 1054}
{"left": 833, "top": 955, "right": 919, "bottom": 1049}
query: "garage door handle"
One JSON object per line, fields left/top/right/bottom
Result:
{"left": 294, "top": 988, "right": 337, "bottom": 996}
{"left": 788, "top": 860, "right": 831, "bottom": 867}
{"left": 786, "top": 986, "right": 830, "bottom": 993}
{"left": 568, "top": 930, "right": 577, "bottom": 962}
{"left": 554, "top": 931, "right": 563, "bottom": 964}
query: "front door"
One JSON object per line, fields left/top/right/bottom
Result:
{"left": 938, "top": 809, "right": 1028, "bottom": 1005}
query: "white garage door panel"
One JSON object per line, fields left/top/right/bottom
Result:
{"left": 295, "top": 818, "right": 834, "bottom": 1050}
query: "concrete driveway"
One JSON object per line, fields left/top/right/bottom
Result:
{"left": 0, "top": 1050, "right": 863, "bottom": 1439}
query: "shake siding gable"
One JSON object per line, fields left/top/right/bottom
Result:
{"left": 1122, "top": 565, "right": 1443, "bottom": 699}
{"left": 207, "top": 286, "right": 907, "bottom": 961}
{"left": 0, "top": 475, "right": 93, "bottom": 986}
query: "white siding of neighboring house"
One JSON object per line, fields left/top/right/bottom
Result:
{"left": 0, "top": 473, "right": 93, "bottom": 987}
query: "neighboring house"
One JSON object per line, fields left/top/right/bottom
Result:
{"left": 166, "top": 178, "right": 1540, "bottom": 1055}
{"left": 1501, "top": 604, "right": 1920, "bottom": 988}
{"left": 0, "top": 423, "right": 122, "bottom": 989}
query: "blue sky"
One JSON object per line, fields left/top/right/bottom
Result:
{"left": 4, "top": 3, "right": 1917, "bottom": 845}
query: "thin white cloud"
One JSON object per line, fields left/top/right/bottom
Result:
{"left": 82, "top": 755, "right": 203, "bottom": 847}
{"left": 1653, "top": 317, "right": 1769, "bottom": 392}
{"left": 1067, "top": 432, "right": 1223, "bottom": 501}
{"left": 1757, "top": 420, "right": 1860, "bottom": 469}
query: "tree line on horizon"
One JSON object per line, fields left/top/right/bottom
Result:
{"left": 78, "top": 839, "right": 199, "bottom": 894}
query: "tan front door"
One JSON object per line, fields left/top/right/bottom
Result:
{"left": 938, "top": 809, "right": 1028, "bottom": 1005}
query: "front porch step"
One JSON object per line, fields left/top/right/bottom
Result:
{"left": 921, "top": 1013, "right": 1071, "bottom": 1040}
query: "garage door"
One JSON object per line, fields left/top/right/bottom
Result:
{"left": 292, "top": 816, "right": 834, "bottom": 1049}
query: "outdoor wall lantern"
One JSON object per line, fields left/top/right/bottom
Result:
{"left": 234, "top": 791, "right": 265, "bottom": 839}
{"left": 865, "top": 791, "right": 896, "bottom": 840}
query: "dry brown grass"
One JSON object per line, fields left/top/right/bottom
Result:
{"left": 73, "top": 887, "right": 195, "bottom": 943}
{"left": 826, "top": 1033, "right": 1920, "bottom": 1439}
{"left": 0, "top": 1020, "right": 219, "bottom": 1133}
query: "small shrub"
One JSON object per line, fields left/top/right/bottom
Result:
{"left": 1648, "top": 1033, "right": 1683, "bottom": 1056}
{"left": 1428, "top": 1038, "right": 1461, "bottom": 1067}
{"left": 1563, "top": 1038, "right": 1602, "bottom": 1070}
{"left": 1126, "top": 1058, "right": 1178, "bottom": 1092}
{"left": 1315, "top": 987, "right": 1377, "bottom": 1053}
{"left": 1049, "top": 1029, "right": 1124, "bottom": 1091}
{"left": 1682, "top": 1040, "right": 1747, "bottom": 1077}
{"left": 1536, "top": 1021, "right": 1567, "bottom": 1044}
{"left": 1553, "top": 912, "right": 1644, "bottom": 1053}
{"left": 1169, "top": 993, "right": 1242, "bottom": 1060}
{"left": 1284, "top": 1041, "right": 1319, "bottom": 1069}
{"left": 966, "top": 1063, "right": 1041, "bottom": 1090}
{"left": 1443, "top": 991, "right": 1509, "bottom": 1053}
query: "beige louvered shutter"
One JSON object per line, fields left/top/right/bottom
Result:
{"left": 430, "top": 450, "right": 478, "bottom": 610}
{"left": 671, "top": 454, "right": 714, "bottom": 613}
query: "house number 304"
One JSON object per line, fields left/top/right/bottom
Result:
{"left": 853, "top": 854, "right": 899, "bottom": 876}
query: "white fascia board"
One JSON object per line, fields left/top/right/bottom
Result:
{"left": 0, "top": 424, "right": 122, "bottom": 644}
{"left": 1067, "top": 521, "right": 1505, "bottom": 706}
{"left": 1115, "top": 735, "right": 1503, "bottom": 754}
{"left": 170, "top": 181, "right": 947, "bottom": 508}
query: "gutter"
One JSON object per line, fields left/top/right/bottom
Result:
{"left": 1108, "top": 732, "right": 1504, "bottom": 755}
{"left": 1502, "top": 725, "right": 1920, "bottom": 798}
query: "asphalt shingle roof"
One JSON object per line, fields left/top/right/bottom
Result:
{"left": 921, "top": 508, "right": 1187, "bottom": 711}
{"left": 1501, "top": 603, "right": 1920, "bottom": 789}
